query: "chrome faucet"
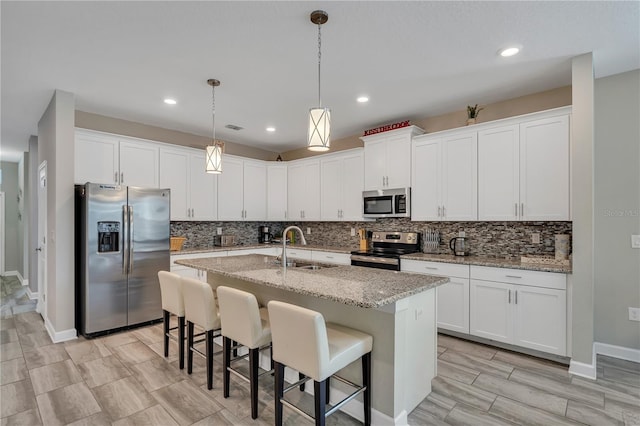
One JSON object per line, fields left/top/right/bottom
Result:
{"left": 281, "top": 225, "right": 307, "bottom": 269}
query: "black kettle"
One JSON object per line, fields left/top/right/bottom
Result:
{"left": 449, "top": 237, "right": 467, "bottom": 256}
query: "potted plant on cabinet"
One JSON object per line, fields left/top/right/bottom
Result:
{"left": 466, "top": 104, "right": 483, "bottom": 125}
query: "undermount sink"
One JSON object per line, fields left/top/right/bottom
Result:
{"left": 274, "top": 260, "right": 337, "bottom": 270}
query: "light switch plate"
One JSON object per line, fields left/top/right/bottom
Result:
{"left": 216, "top": 227, "right": 222, "bottom": 235}
{"left": 307, "top": 227, "right": 311, "bottom": 235}
{"left": 629, "top": 307, "right": 640, "bottom": 322}
{"left": 631, "top": 235, "right": 640, "bottom": 249}
{"left": 350, "top": 228, "right": 356, "bottom": 237}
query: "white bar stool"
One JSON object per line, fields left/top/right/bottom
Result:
{"left": 181, "top": 277, "right": 222, "bottom": 390}
{"left": 216, "top": 286, "right": 273, "bottom": 420}
{"left": 267, "top": 300, "right": 373, "bottom": 426}
{"left": 157, "top": 271, "right": 185, "bottom": 369}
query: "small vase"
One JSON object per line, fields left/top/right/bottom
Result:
{"left": 466, "top": 117, "right": 476, "bottom": 126}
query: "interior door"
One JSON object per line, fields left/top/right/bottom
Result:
{"left": 37, "top": 162, "right": 47, "bottom": 317}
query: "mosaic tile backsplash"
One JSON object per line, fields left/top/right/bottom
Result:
{"left": 171, "top": 218, "right": 572, "bottom": 259}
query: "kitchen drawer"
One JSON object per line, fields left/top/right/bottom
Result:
{"left": 285, "top": 248, "right": 312, "bottom": 261}
{"left": 470, "top": 265, "right": 566, "bottom": 290}
{"left": 402, "top": 259, "right": 470, "bottom": 278}
{"left": 231, "top": 247, "right": 279, "bottom": 256}
{"left": 311, "top": 251, "right": 351, "bottom": 265}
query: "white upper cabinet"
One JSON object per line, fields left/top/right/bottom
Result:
{"left": 519, "top": 115, "right": 570, "bottom": 220}
{"left": 362, "top": 126, "right": 424, "bottom": 190}
{"left": 217, "top": 156, "right": 267, "bottom": 221}
{"left": 478, "top": 113, "right": 570, "bottom": 221}
{"left": 412, "top": 131, "right": 477, "bottom": 221}
{"left": 75, "top": 129, "right": 159, "bottom": 188}
{"left": 287, "top": 158, "right": 321, "bottom": 221}
{"left": 320, "top": 149, "right": 364, "bottom": 221}
{"left": 243, "top": 160, "right": 267, "bottom": 221}
{"left": 267, "top": 164, "right": 288, "bottom": 220}
{"left": 75, "top": 130, "right": 119, "bottom": 185}
{"left": 159, "top": 146, "right": 217, "bottom": 221}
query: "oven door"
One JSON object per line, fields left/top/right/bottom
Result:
{"left": 350, "top": 254, "right": 400, "bottom": 271}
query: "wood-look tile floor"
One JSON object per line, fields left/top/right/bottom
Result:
{"left": 2, "top": 275, "right": 639, "bottom": 425}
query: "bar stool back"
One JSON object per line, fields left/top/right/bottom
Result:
{"left": 181, "top": 277, "right": 221, "bottom": 390}
{"left": 268, "top": 300, "right": 373, "bottom": 426}
{"left": 157, "top": 271, "right": 185, "bottom": 369}
{"left": 216, "top": 286, "right": 272, "bottom": 419}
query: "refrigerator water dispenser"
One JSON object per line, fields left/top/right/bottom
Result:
{"left": 97, "top": 221, "right": 120, "bottom": 252}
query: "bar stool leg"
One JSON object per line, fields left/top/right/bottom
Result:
{"left": 206, "top": 330, "right": 214, "bottom": 390}
{"left": 314, "top": 380, "right": 327, "bottom": 426}
{"left": 249, "top": 348, "right": 259, "bottom": 419}
{"left": 362, "top": 352, "right": 372, "bottom": 426}
{"left": 299, "top": 373, "right": 306, "bottom": 391}
{"left": 222, "top": 337, "right": 231, "bottom": 398}
{"left": 178, "top": 316, "right": 185, "bottom": 370}
{"left": 187, "top": 322, "right": 194, "bottom": 374}
{"left": 326, "top": 376, "right": 330, "bottom": 403}
{"left": 162, "top": 310, "right": 170, "bottom": 357}
{"left": 274, "top": 362, "right": 285, "bottom": 426}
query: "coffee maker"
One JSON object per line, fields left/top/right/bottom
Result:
{"left": 258, "top": 226, "right": 273, "bottom": 244}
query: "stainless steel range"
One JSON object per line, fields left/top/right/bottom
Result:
{"left": 350, "top": 231, "right": 420, "bottom": 271}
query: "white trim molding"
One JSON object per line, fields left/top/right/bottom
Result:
{"left": 44, "top": 317, "right": 77, "bottom": 343}
{"left": 595, "top": 342, "right": 640, "bottom": 363}
{"left": 569, "top": 341, "right": 640, "bottom": 380}
{"left": 26, "top": 286, "right": 39, "bottom": 300}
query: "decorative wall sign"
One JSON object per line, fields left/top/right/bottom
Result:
{"left": 363, "top": 120, "right": 410, "bottom": 136}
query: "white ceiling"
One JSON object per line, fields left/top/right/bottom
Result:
{"left": 2, "top": 1, "right": 639, "bottom": 162}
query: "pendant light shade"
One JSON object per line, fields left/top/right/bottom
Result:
{"left": 308, "top": 107, "right": 331, "bottom": 151}
{"left": 205, "top": 78, "right": 223, "bottom": 174}
{"left": 307, "top": 10, "right": 330, "bottom": 152}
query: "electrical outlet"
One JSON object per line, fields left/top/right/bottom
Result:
{"left": 216, "top": 227, "right": 222, "bottom": 235}
{"left": 307, "top": 227, "right": 311, "bottom": 235}
{"left": 531, "top": 233, "right": 541, "bottom": 244}
{"left": 629, "top": 307, "right": 640, "bottom": 321}
{"left": 632, "top": 235, "right": 640, "bottom": 249}
{"left": 458, "top": 231, "right": 466, "bottom": 238}
{"left": 350, "top": 228, "right": 356, "bottom": 237}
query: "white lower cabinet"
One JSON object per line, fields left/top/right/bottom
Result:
{"left": 170, "top": 252, "right": 227, "bottom": 282}
{"left": 469, "top": 266, "right": 567, "bottom": 356}
{"left": 311, "top": 251, "right": 351, "bottom": 265}
{"left": 401, "top": 260, "right": 470, "bottom": 334}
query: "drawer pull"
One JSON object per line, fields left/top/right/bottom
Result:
{"left": 424, "top": 266, "right": 439, "bottom": 270}
{"left": 505, "top": 275, "right": 522, "bottom": 279}
{"left": 326, "top": 256, "right": 334, "bottom": 259}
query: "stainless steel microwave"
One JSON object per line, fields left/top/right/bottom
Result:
{"left": 362, "top": 188, "right": 411, "bottom": 218}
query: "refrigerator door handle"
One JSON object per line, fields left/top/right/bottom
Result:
{"left": 122, "top": 205, "right": 129, "bottom": 274}
{"left": 128, "top": 205, "right": 134, "bottom": 273}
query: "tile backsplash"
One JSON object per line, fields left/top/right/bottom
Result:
{"left": 171, "top": 219, "right": 572, "bottom": 259}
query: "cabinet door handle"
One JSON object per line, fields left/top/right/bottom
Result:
{"left": 505, "top": 275, "right": 522, "bottom": 279}
{"left": 442, "top": 206, "right": 446, "bottom": 217}
{"left": 515, "top": 203, "right": 518, "bottom": 217}
{"left": 114, "top": 171, "right": 118, "bottom": 183}
{"left": 284, "top": 210, "right": 287, "bottom": 219}
{"left": 520, "top": 203, "right": 524, "bottom": 217}
{"left": 192, "top": 208, "right": 195, "bottom": 217}
{"left": 515, "top": 290, "right": 518, "bottom": 304}
{"left": 437, "top": 206, "right": 441, "bottom": 217}
{"left": 120, "top": 172, "right": 124, "bottom": 183}
{"left": 508, "top": 289, "right": 511, "bottom": 304}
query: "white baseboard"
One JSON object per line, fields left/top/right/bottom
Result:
{"left": 570, "top": 341, "right": 640, "bottom": 380}
{"left": 26, "top": 286, "right": 39, "bottom": 300}
{"left": 569, "top": 358, "right": 597, "bottom": 379}
{"left": 44, "top": 317, "right": 78, "bottom": 343}
{"left": 595, "top": 342, "right": 640, "bottom": 363}
{"left": 3, "top": 270, "right": 19, "bottom": 277}
{"left": 22, "top": 278, "right": 29, "bottom": 288}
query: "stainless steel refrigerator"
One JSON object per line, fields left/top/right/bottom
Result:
{"left": 75, "top": 183, "right": 170, "bottom": 337}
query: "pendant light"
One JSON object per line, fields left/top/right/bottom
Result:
{"left": 307, "top": 10, "right": 331, "bottom": 152}
{"left": 205, "top": 78, "right": 224, "bottom": 173}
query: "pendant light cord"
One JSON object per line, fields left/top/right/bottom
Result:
{"left": 211, "top": 84, "right": 216, "bottom": 143}
{"left": 317, "top": 22, "right": 322, "bottom": 107}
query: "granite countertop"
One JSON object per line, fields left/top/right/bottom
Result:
{"left": 174, "top": 254, "right": 448, "bottom": 308}
{"left": 401, "top": 253, "right": 572, "bottom": 274}
{"left": 172, "top": 244, "right": 353, "bottom": 255}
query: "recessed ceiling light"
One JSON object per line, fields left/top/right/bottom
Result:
{"left": 164, "top": 98, "right": 177, "bottom": 105}
{"left": 499, "top": 46, "right": 520, "bottom": 57}
{"left": 357, "top": 96, "right": 369, "bottom": 103}
{"left": 266, "top": 127, "right": 276, "bottom": 132}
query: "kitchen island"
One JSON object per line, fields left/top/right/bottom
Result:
{"left": 176, "top": 254, "right": 448, "bottom": 425}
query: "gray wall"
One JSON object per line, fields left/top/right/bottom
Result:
{"left": 1, "top": 161, "right": 19, "bottom": 273}
{"left": 28, "top": 136, "right": 39, "bottom": 294}
{"left": 18, "top": 155, "right": 27, "bottom": 280}
{"left": 38, "top": 90, "right": 76, "bottom": 335}
{"left": 570, "top": 54, "right": 595, "bottom": 365}
{"left": 594, "top": 69, "right": 640, "bottom": 349}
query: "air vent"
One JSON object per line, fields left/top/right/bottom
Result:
{"left": 225, "top": 124, "right": 243, "bottom": 131}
